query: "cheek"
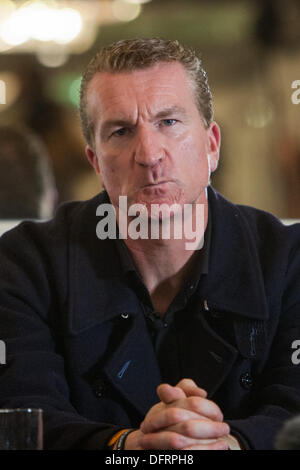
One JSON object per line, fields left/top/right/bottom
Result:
{"left": 100, "top": 147, "right": 133, "bottom": 183}
{"left": 101, "top": 164, "right": 118, "bottom": 185}
{"left": 98, "top": 151, "right": 118, "bottom": 176}
{"left": 176, "top": 136, "right": 208, "bottom": 169}
{"left": 98, "top": 152, "right": 131, "bottom": 198}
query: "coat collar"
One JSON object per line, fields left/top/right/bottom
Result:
{"left": 198, "top": 187, "right": 269, "bottom": 320}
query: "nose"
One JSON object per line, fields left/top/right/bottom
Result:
{"left": 133, "top": 126, "right": 164, "bottom": 167}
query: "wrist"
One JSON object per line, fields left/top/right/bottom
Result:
{"left": 110, "top": 429, "right": 137, "bottom": 450}
{"left": 107, "top": 428, "right": 132, "bottom": 450}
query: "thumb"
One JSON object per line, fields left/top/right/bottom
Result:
{"left": 157, "top": 383, "right": 187, "bottom": 404}
{"left": 176, "top": 378, "right": 207, "bottom": 398}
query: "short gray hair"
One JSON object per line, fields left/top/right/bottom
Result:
{"left": 79, "top": 37, "right": 213, "bottom": 147}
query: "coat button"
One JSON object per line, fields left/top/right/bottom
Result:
{"left": 240, "top": 372, "right": 253, "bottom": 390}
{"left": 121, "top": 313, "right": 129, "bottom": 319}
{"left": 93, "top": 379, "right": 105, "bottom": 398}
{"left": 94, "top": 387, "right": 104, "bottom": 398}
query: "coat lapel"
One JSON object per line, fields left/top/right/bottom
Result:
{"left": 68, "top": 192, "right": 161, "bottom": 416}
{"left": 178, "top": 302, "right": 239, "bottom": 398}
{"left": 102, "top": 312, "right": 162, "bottom": 417}
{"left": 203, "top": 187, "right": 270, "bottom": 321}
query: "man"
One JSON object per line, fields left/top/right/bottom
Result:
{"left": 0, "top": 38, "right": 299, "bottom": 450}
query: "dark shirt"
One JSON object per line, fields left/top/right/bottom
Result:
{"left": 115, "top": 210, "right": 212, "bottom": 385}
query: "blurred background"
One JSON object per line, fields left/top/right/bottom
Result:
{"left": 0, "top": 0, "right": 299, "bottom": 220}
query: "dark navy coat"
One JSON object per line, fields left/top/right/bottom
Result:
{"left": 0, "top": 187, "right": 299, "bottom": 449}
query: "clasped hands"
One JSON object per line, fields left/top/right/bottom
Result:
{"left": 125, "top": 378, "right": 238, "bottom": 450}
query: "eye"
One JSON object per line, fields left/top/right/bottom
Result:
{"left": 161, "top": 119, "right": 177, "bottom": 127}
{"left": 112, "top": 128, "right": 127, "bottom": 137}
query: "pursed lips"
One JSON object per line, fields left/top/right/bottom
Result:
{"left": 142, "top": 180, "right": 172, "bottom": 188}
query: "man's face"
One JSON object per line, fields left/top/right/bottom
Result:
{"left": 85, "top": 61, "right": 220, "bottom": 212}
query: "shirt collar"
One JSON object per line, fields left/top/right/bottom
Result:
{"left": 115, "top": 203, "right": 212, "bottom": 283}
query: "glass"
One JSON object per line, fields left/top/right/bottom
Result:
{"left": 0, "top": 408, "right": 43, "bottom": 450}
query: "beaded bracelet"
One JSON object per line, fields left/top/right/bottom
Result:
{"left": 115, "top": 429, "right": 136, "bottom": 450}
{"left": 107, "top": 429, "right": 130, "bottom": 450}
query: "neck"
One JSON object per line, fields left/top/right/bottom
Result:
{"left": 115, "top": 197, "right": 208, "bottom": 313}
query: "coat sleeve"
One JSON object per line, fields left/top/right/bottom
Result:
{"left": 0, "top": 217, "right": 121, "bottom": 449}
{"left": 227, "top": 228, "right": 300, "bottom": 450}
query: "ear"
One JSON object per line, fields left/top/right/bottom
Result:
{"left": 85, "top": 145, "right": 101, "bottom": 175}
{"left": 207, "top": 121, "right": 221, "bottom": 172}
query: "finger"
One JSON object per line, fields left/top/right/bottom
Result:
{"left": 162, "top": 418, "right": 230, "bottom": 440}
{"left": 176, "top": 378, "right": 207, "bottom": 398}
{"left": 139, "top": 430, "right": 205, "bottom": 450}
{"left": 157, "top": 384, "right": 220, "bottom": 421}
{"left": 142, "top": 396, "right": 224, "bottom": 434}
{"left": 183, "top": 439, "right": 229, "bottom": 451}
{"left": 162, "top": 395, "right": 224, "bottom": 422}
{"left": 157, "top": 383, "right": 186, "bottom": 404}
{"left": 140, "top": 431, "right": 229, "bottom": 451}
{"left": 182, "top": 395, "right": 224, "bottom": 422}
{"left": 140, "top": 406, "right": 207, "bottom": 434}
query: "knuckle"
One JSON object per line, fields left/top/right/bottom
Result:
{"left": 176, "top": 378, "right": 186, "bottom": 387}
{"left": 173, "top": 385, "right": 184, "bottom": 396}
{"left": 182, "top": 419, "right": 196, "bottom": 437}
{"left": 139, "top": 434, "right": 151, "bottom": 449}
{"left": 142, "top": 416, "right": 154, "bottom": 433}
{"left": 206, "top": 400, "right": 222, "bottom": 419}
{"left": 210, "top": 409, "right": 221, "bottom": 421}
{"left": 216, "top": 422, "right": 229, "bottom": 436}
{"left": 148, "top": 402, "right": 161, "bottom": 417}
{"left": 167, "top": 407, "right": 184, "bottom": 423}
{"left": 169, "top": 432, "right": 186, "bottom": 449}
{"left": 215, "top": 408, "right": 223, "bottom": 420}
{"left": 223, "top": 422, "right": 230, "bottom": 434}
{"left": 188, "top": 396, "right": 202, "bottom": 411}
{"left": 199, "top": 420, "right": 223, "bottom": 438}
{"left": 201, "top": 420, "right": 215, "bottom": 437}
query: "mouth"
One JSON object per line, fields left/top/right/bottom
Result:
{"left": 142, "top": 180, "right": 171, "bottom": 188}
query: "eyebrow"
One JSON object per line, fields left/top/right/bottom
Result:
{"left": 154, "top": 106, "right": 188, "bottom": 119}
{"left": 101, "top": 119, "right": 132, "bottom": 138}
{"left": 100, "top": 106, "right": 188, "bottom": 138}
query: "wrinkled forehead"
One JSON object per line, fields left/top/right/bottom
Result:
{"left": 86, "top": 61, "right": 198, "bottom": 124}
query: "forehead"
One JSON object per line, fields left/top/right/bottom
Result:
{"left": 86, "top": 61, "right": 197, "bottom": 121}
